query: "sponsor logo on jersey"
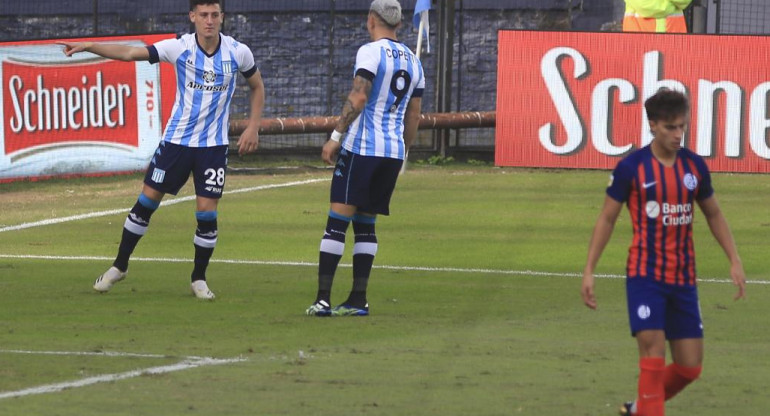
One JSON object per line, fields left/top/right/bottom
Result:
{"left": 203, "top": 70, "right": 216, "bottom": 83}
{"left": 661, "top": 202, "right": 693, "bottom": 226}
{"left": 645, "top": 201, "right": 660, "bottom": 219}
{"left": 186, "top": 81, "right": 227, "bottom": 92}
{"left": 646, "top": 201, "right": 693, "bottom": 226}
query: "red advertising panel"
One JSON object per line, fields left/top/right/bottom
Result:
{"left": 495, "top": 30, "right": 770, "bottom": 173}
{"left": 3, "top": 59, "right": 139, "bottom": 153}
{"left": 0, "top": 34, "right": 176, "bottom": 181}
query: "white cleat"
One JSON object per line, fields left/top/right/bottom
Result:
{"left": 93, "top": 266, "right": 126, "bottom": 292}
{"left": 191, "top": 280, "right": 216, "bottom": 300}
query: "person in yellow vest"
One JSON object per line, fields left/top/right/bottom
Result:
{"left": 623, "top": 0, "right": 692, "bottom": 33}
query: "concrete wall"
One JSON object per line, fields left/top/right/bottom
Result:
{"left": 1, "top": 1, "right": 625, "bottom": 150}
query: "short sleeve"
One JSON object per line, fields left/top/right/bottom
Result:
{"left": 692, "top": 156, "right": 714, "bottom": 201}
{"left": 234, "top": 42, "right": 256, "bottom": 77}
{"left": 355, "top": 44, "right": 379, "bottom": 77}
{"left": 416, "top": 59, "right": 425, "bottom": 90}
{"left": 152, "top": 37, "right": 185, "bottom": 64}
{"left": 606, "top": 159, "right": 635, "bottom": 203}
{"left": 412, "top": 58, "right": 425, "bottom": 97}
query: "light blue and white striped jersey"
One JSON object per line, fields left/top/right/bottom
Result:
{"left": 342, "top": 38, "right": 425, "bottom": 160}
{"left": 147, "top": 33, "right": 257, "bottom": 147}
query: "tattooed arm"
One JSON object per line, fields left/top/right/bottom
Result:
{"left": 336, "top": 75, "right": 372, "bottom": 134}
{"left": 322, "top": 75, "right": 372, "bottom": 165}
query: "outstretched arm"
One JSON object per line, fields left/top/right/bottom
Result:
{"left": 236, "top": 70, "right": 265, "bottom": 156}
{"left": 322, "top": 75, "right": 372, "bottom": 165}
{"left": 697, "top": 195, "right": 746, "bottom": 300}
{"left": 58, "top": 41, "right": 149, "bottom": 61}
{"left": 581, "top": 195, "right": 623, "bottom": 309}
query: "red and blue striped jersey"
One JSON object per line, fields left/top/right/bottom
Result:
{"left": 607, "top": 146, "right": 714, "bottom": 286}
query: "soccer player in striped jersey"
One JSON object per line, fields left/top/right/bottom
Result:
{"left": 581, "top": 89, "right": 746, "bottom": 416}
{"left": 306, "top": 0, "right": 424, "bottom": 316}
{"left": 59, "top": 0, "right": 264, "bottom": 299}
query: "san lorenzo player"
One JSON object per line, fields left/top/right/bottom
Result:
{"left": 581, "top": 89, "right": 745, "bottom": 415}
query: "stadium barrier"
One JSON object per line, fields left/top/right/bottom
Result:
{"left": 228, "top": 111, "right": 495, "bottom": 136}
{"left": 1, "top": 34, "right": 176, "bottom": 181}
{"left": 1, "top": 30, "right": 495, "bottom": 181}
{"left": 496, "top": 30, "right": 770, "bottom": 173}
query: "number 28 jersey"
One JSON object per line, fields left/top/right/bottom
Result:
{"left": 342, "top": 38, "right": 425, "bottom": 160}
{"left": 147, "top": 33, "right": 257, "bottom": 148}
{"left": 607, "top": 146, "right": 714, "bottom": 286}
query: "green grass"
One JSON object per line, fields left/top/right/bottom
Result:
{"left": 0, "top": 166, "right": 767, "bottom": 415}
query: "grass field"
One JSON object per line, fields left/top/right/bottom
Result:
{"left": 0, "top": 166, "right": 768, "bottom": 415}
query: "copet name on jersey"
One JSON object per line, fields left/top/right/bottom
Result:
{"left": 204, "top": 186, "right": 223, "bottom": 194}
{"left": 662, "top": 203, "right": 693, "bottom": 226}
{"left": 186, "top": 81, "right": 228, "bottom": 92}
{"left": 385, "top": 48, "right": 412, "bottom": 62}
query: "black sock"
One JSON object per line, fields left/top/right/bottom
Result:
{"left": 316, "top": 212, "right": 351, "bottom": 303}
{"left": 346, "top": 215, "right": 377, "bottom": 308}
{"left": 191, "top": 212, "right": 217, "bottom": 282}
{"left": 114, "top": 196, "right": 158, "bottom": 272}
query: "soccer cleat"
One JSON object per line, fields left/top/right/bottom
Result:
{"left": 331, "top": 303, "right": 369, "bottom": 316}
{"left": 619, "top": 401, "right": 636, "bottom": 416}
{"left": 306, "top": 300, "right": 332, "bottom": 316}
{"left": 93, "top": 266, "right": 126, "bottom": 292}
{"left": 191, "top": 280, "right": 216, "bottom": 300}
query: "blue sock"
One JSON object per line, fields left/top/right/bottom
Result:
{"left": 347, "top": 214, "right": 377, "bottom": 307}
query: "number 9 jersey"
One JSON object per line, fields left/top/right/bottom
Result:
{"left": 342, "top": 38, "right": 425, "bottom": 160}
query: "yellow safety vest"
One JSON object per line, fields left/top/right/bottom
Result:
{"left": 623, "top": 0, "right": 691, "bottom": 33}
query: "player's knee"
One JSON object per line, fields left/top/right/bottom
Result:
{"left": 138, "top": 193, "right": 161, "bottom": 210}
{"left": 353, "top": 214, "right": 377, "bottom": 243}
{"left": 675, "top": 363, "right": 702, "bottom": 381}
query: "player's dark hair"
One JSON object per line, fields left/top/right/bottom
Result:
{"left": 645, "top": 88, "right": 689, "bottom": 121}
{"left": 190, "top": 0, "right": 221, "bottom": 11}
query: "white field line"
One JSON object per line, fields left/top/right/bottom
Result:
{"left": 0, "top": 354, "right": 246, "bottom": 400}
{"left": 0, "top": 349, "right": 174, "bottom": 359}
{"left": 0, "top": 178, "right": 328, "bottom": 234}
{"left": 0, "top": 253, "right": 767, "bottom": 285}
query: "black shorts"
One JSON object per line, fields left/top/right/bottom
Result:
{"left": 144, "top": 142, "right": 228, "bottom": 199}
{"left": 329, "top": 148, "right": 403, "bottom": 215}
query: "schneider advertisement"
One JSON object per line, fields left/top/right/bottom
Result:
{"left": 0, "top": 34, "right": 175, "bottom": 181}
{"left": 496, "top": 30, "right": 770, "bottom": 173}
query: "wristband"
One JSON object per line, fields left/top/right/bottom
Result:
{"left": 330, "top": 130, "right": 343, "bottom": 143}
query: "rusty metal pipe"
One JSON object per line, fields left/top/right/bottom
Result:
{"left": 228, "top": 111, "right": 495, "bottom": 136}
